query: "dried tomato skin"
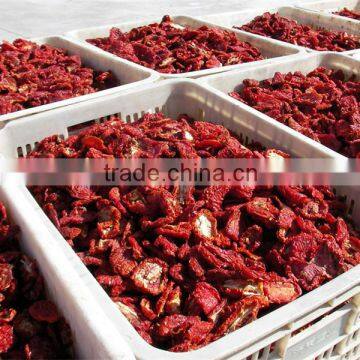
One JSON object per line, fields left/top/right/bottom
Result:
{"left": 87, "top": 15, "right": 264, "bottom": 74}
{"left": 27, "top": 112, "right": 360, "bottom": 352}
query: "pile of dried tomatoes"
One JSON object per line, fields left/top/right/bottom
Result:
{"left": 0, "top": 39, "right": 115, "bottom": 115}
{"left": 230, "top": 67, "right": 360, "bottom": 157}
{"left": 87, "top": 15, "right": 264, "bottom": 74}
{"left": 236, "top": 12, "right": 360, "bottom": 51}
{"left": 0, "top": 202, "right": 73, "bottom": 358}
{"left": 28, "top": 113, "right": 360, "bottom": 351}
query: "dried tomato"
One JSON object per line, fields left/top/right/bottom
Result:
{"left": 192, "top": 209, "right": 218, "bottom": 243}
{"left": 155, "top": 314, "right": 189, "bottom": 339}
{"left": 213, "top": 296, "right": 268, "bottom": 340}
{"left": 0, "top": 263, "right": 13, "bottom": 292}
{"left": 186, "top": 282, "right": 221, "bottom": 317}
{"left": 97, "top": 206, "right": 121, "bottom": 239}
{"left": 28, "top": 300, "right": 60, "bottom": 324}
{"left": 0, "top": 324, "right": 13, "bottom": 353}
{"left": 263, "top": 279, "right": 301, "bottom": 304}
{"left": 131, "top": 258, "right": 168, "bottom": 296}
{"left": 109, "top": 246, "right": 137, "bottom": 278}
{"left": 140, "top": 298, "right": 157, "bottom": 320}
{"left": 165, "top": 286, "right": 182, "bottom": 314}
{"left": 245, "top": 197, "right": 279, "bottom": 228}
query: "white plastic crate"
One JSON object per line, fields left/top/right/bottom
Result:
{"left": 0, "top": 36, "right": 158, "bottom": 124}
{"left": 296, "top": 0, "right": 359, "bottom": 21}
{"left": 199, "top": 51, "right": 360, "bottom": 160}
{"left": 0, "top": 185, "right": 135, "bottom": 360}
{"left": 64, "top": 15, "right": 304, "bottom": 80}
{"left": 0, "top": 79, "right": 359, "bottom": 360}
{"left": 199, "top": 6, "right": 360, "bottom": 55}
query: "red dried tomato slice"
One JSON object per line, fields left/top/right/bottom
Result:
{"left": 192, "top": 209, "right": 218, "bottom": 243}
{"left": 0, "top": 324, "right": 13, "bottom": 353}
{"left": 186, "top": 282, "right": 221, "bottom": 317}
{"left": 165, "top": 286, "right": 182, "bottom": 314}
{"left": 97, "top": 206, "right": 122, "bottom": 239}
{"left": 245, "top": 197, "right": 279, "bottom": 228}
{"left": 0, "top": 264, "right": 13, "bottom": 292}
{"left": 131, "top": 258, "right": 168, "bottom": 296}
{"left": 263, "top": 280, "right": 301, "bottom": 304}
{"left": 155, "top": 314, "right": 189, "bottom": 339}
{"left": 82, "top": 136, "right": 106, "bottom": 151}
{"left": 140, "top": 298, "right": 157, "bottom": 320}
{"left": 213, "top": 296, "right": 268, "bottom": 339}
{"left": 0, "top": 308, "right": 16, "bottom": 323}
{"left": 28, "top": 300, "right": 60, "bottom": 324}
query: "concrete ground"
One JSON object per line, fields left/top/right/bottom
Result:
{"left": 1, "top": 0, "right": 319, "bottom": 38}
